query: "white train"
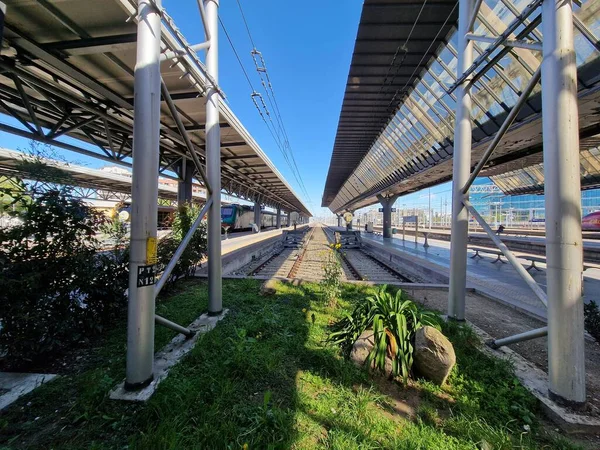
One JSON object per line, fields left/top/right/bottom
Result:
{"left": 221, "top": 204, "right": 287, "bottom": 232}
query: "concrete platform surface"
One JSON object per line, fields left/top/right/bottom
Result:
{"left": 110, "top": 309, "right": 229, "bottom": 402}
{"left": 221, "top": 224, "right": 308, "bottom": 256}
{"left": 355, "top": 230, "right": 600, "bottom": 319}
{"left": 472, "top": 323, "right": 600, "bottom": 434}
{"left": 0, "top": 372, "right": 58, "bottom": 410}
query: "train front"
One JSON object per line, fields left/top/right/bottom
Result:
{"left": 221, "top": 204, "right": 236, "bottom": 233}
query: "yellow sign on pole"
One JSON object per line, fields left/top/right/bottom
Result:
{"left": 146, "top": 237, "right": 157, "bottom": 265}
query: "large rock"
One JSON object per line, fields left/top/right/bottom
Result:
{"left": 350, "top": 330, "right": 393, "bottom": 377}
{"left": 260, "top": 278, "right": 279, "bottom": 296}
{"left": 413, "top": 326, "right": 456, "bottom": 385}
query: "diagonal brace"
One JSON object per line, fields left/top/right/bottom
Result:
{"left": 160, "top": 79, "right": 211, "bottom": 194}
{"left": 155, "top": 198, "right": 212, "bottom": 296}
{"left": 463, "top": 198, "right": 547, "bottom": 307}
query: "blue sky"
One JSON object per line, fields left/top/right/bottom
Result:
{"left": 0, "top": 0, "right": 453, "bottom": 217}
{"left": 166, "top": 0, "right": 366, "bottom": 216}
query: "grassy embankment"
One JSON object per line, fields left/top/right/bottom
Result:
{"left": 0, "top": 278, "right": 581, "bottom": 449}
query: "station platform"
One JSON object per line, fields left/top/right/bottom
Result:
{"left": 371, "top": 225, "right": 600, "bottom": 263}
{"left": 220, "top": 225, "right": 306, "bottom": 256}
{"left": 336, "top": 227, "right": 600, "bottom": 320}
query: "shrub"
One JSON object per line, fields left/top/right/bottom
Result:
{"left": 0, "top": 157, "right": 128, "bottom": 364}
{"left": 328, "top": 285, "right": 440, "bottom": 382}
{"left": 584, "top": 300, "right": 600, "bottom": 343}
{"left": 156, "top": 202, "right": 207, "bottom": 291}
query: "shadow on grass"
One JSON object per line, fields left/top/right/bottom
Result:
{"left": 0, "top": 279, "right": 584, "bottom": 450}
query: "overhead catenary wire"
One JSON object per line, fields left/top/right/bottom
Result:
{"left": 219, "top": 15, "right": 311, "bottom": 205}
{"left": 233, "top": 0, "right": 312, "bottom": 205}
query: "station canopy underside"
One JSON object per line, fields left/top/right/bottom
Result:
{"left": 322, "top": 0, "right": 600, "bottom": 213}
{"left": 0, "top": 0, "right": 311, "bottom": 216}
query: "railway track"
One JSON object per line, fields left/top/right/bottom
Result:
{"left": 242, "top": 224, "right": 412, "bottom": 283}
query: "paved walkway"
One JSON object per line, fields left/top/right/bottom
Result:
{"left": 354, "top": 229, "right": 600, "bottom": 319}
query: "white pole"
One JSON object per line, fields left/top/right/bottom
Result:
{"left": 254, "top": 200, "right": 261, "bottom": 233}
{"left": 428, "top": 188, "right": 432, "bottom": 230}
{"left": 542, "top": 0, "right": 585, "bottom": 405}
{"left": 448, "top": 0, "right": 474, "bottom": 321}
{"left": 205, "top": 0, "right": 222, "bottom": 315}
{"left": 126, "top": 0, "right": 162, "bottom": 389}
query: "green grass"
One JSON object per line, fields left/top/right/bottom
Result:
{"left": 0, "top": 279, "right": 583, "bottom": 449}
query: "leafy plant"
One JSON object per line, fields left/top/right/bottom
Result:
{"left": 320, "top": 249, "right": 342, "bottom": 305}
{"left": 0, "top": 188, "right": 128, "bottom": 363}
{"left": 584, "top": 300, "right": 600, "bottom": 343}
{"left": 100, "top": 202, "right": 128, "bottom": 254}
{"left": 328, "top": 285, "right": 440, "bottom": 382}
{"left": 0, "top": 146, "right": 129, "bottom": 365}
{"left": 156, "top": 202, "right": 207, "bottom": 291}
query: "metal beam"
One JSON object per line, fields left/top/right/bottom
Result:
{"left": 462, "top": 66, "right": 542, "bottom": 194}
{"left": 463, "top": 199, "right": 547, "bottom": 307}
{"left": 160, "top": 79, "right": 211, "bottom": 193}
{"left": 488, "top": 327, "right": 548, "bottom": 349}
{"left": 155, "top": 199, "right": 212, "bottom": 296}
{"left": 42, "top": 33, "right": 138, "bottom": 55}
{"left": 466, "top": 33, "right": 543, "bottom": 52}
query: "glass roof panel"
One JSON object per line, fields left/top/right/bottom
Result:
{"left": 329, "top": 0, "right": 600, "bottom": 211}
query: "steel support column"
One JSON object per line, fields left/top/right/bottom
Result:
{"left": 448, "top": 0, "right": 474, "bottom": 321}
{"left": 377, "top": 194, "right": 399, "bottom": 238}
{"left": 542, "top": 0, "right": 585, "bottom": 405}
{"left": 177, "top": 158, "right": 193, "bottom": 204}
{"left": 276, "top": 206, "right": 281, "bottom": 229}
{"left": 254, "top": 200, "right": 261, "bottom": 233}
{"left": 125, "top": 0, "right": 161, "bottom": 390}
{"left": 205, "top": 0, "right": 222, "bottom": 315}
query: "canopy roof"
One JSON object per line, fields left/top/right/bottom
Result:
{"left": 0, "top": 147, "right": 207, "bottom": 202}
{"left": 323, "top": 0, "right": 600, "bottom": 213}
{"left": 0, "top": 0, "right": 311, "bottom": 216}
{"left": 322, "top": 0, "right": 458, "bottom": 208}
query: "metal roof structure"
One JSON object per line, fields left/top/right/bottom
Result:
{"left": 0, "top": 0, "right": 311, "bottom": 216}
{"left": 322, "top": 0, "right": 600, "bottom": 213}
{"left": 490, "top": 147, "right": 600, "bottom": 196}
{"left": 0, "top": 147, "right": 206, "bottom": 202}
{"left": 322, "top": 0, "right": 458, "bottom": 208}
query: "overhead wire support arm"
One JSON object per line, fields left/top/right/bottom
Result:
{"left": 160, "top": 79, "right": 211, "bottom": 194}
